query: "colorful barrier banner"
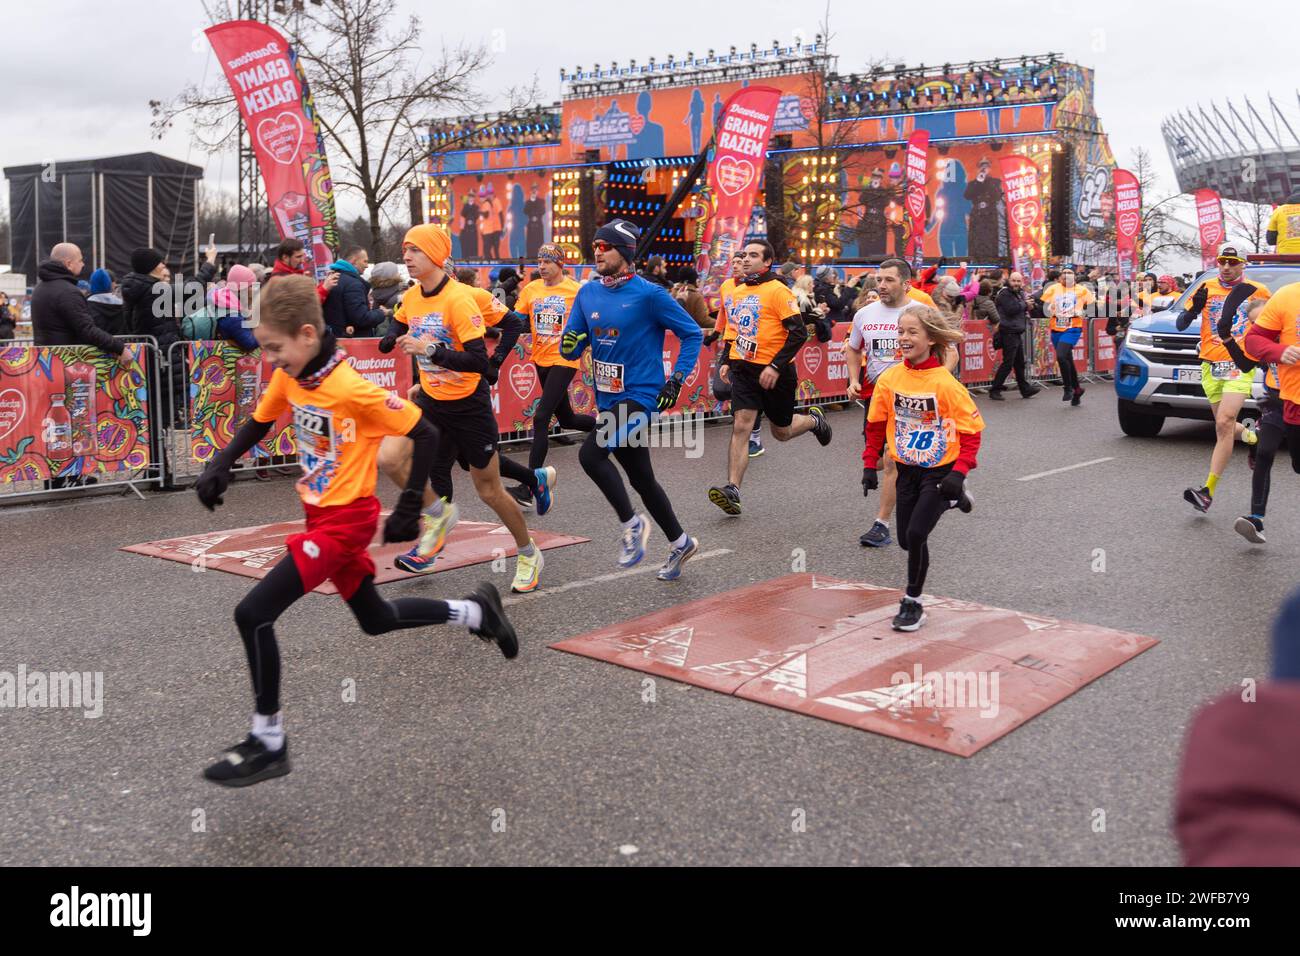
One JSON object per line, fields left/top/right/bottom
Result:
{"left": 1194, "top": 188, "right": 1224, "bottom": 270}
{"left": 697, "top": 85, "right": 783, "bottom": 307}
{"left": 1000, "top": 155, "right": 1045, "bottom": 277}
{"left": 1112, "top": 168, "right": 1141, "bottom": 281}
{"left": 186, "top": 340, "right": 413, "bottom": 466}
{"left": 0, "top": 344, "right": 150, "bottom": 484}
{"left": 1091, "top": 319, "right": 1116, "bottom": 373}
{"left": 903, "top": 130, "right": 930, "bottom": 269}
{"left": 207, "top": 20, "right": 337, "bottom": 277}
{"left": 960, "top": 320, "right": 998, "bottom": 384}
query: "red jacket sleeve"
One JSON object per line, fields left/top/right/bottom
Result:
{"left": 1245, "top": 324, "right": 1285, "bottom": 364}
{"left": 951, "top": 430, "right": 981, "bottom": 475}
{"left": 863, "top": 418, "right": 887, "bottom": 469}
{"left": 317, "top": 282, "right": 330, "bottom": 305}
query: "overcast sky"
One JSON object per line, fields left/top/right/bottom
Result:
{"left": 2, "top": 0, "right": 1295, "bottom": 270}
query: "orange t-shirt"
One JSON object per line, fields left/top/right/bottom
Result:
{"left": 867, "top": 361, "right": 985, "bottom": 468}
{"left": 394, "top": 278, "right": 487, "bottom": 401}
{"left": 1249, "top": 283, "right": 1300, "bottom": 402}
{"left": 479, "top": 198, "right": 503, "bottom": 234}
{"left": 715, "top": 277, "right": 738, "bottom": 341}
{"left": 1043, "top": 283, "right": 1095, "bottom": 332}
{"left": 254, "top": 361, "right": 421, "bottom": 508}
{"left": 726, "top": 278, "right": 802, "bottom": 365}
{"left": 1191, "top": 277, "right": 1272, "bottom": 363}
{"left": 515, "top": 277, "right": 581, "bottom": 369}
{"left": 462, "top": 283, "right": 508, "bottom": 328}
{"left": 906, "top": 287, "right": 936, "bottom": 307}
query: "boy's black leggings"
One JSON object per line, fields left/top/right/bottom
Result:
{"left": 234, "top": 556, "right": 450, "bottom": 715}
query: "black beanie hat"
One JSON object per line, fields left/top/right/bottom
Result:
{"left": 594, "top": 219, "right": 639, "bottom": 263}
{"left": 131, "top": 247, "right": 164, "bottom": 274}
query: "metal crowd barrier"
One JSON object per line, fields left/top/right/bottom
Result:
{"left": 0, "top": 337, "right": 164, "bottom": 502}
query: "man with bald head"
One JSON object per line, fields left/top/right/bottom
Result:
{"left": 32, "top": 243, "right": 127, "bottom": 363}
{"left": 989, "top": 270, "right": 1041, "bottom": 399}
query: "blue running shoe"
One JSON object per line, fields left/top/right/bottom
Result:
{"left": 618, "top": 514, "right": 650, "bottom": 568}
{"left": 533, "top": 466, "right": 557, "bottom": 516}
{"left": 657, "top": 536, "right": 700, "bottom": 581}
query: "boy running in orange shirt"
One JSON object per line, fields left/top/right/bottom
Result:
{"left": 194, "top": 275, "right": 517, "bottom": 788}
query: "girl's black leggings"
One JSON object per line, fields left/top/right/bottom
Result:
{"left": 234, "top": 556, "right": 451, "bottom": 715}
{"left": 894, "top": 462, "right": 953, "bottom": 598}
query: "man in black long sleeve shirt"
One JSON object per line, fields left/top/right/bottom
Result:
{"left": 989, "top": 271, "right": 1041, "bottom": 399}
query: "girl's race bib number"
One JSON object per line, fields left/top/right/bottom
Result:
{"left": 892, "top": 392, "right": 950, "bottom": 468}
{"left": 595, "top": 360, "right": 625, "bottom": 393}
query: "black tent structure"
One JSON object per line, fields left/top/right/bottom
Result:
{"left": 4, "top": 152, "right": 204, "bottom": 282}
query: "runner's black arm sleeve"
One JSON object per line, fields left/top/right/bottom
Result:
{"left": 768, "top": 316, "right": 809, "bottom": 371}
{"left": 402, "top": 417, "right": 437, "bottom": 497}
{"left": 491, "top": 312, "right": 525, "bottom": 365}
{"left": 1217, "top": 283, "right": 1260, "bottom": 372}
{"left": 211, "top": 417, "right": 273, "bottom": 471}
{"left": 429, "top": 336, "right": 490, "bottom": 374}
{"left": 378, "top": 317, "right": 409, "bottom": 354}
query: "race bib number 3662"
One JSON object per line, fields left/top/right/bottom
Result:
{"left": 892, "top": 392, "right": 949, "bottom": 467}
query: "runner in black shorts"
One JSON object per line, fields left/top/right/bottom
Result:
{"left": 376, "top": 225, "right": 544, "bottom": 594}
{"left": 708, "top": 240, "right": 831, "bottom": 517}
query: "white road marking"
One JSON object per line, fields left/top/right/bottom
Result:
{"left": 502, "top": 548, "right": 733, "bottom": 606}
{"left": 1016, "top": 457, "right": 1115, "bottom": 482}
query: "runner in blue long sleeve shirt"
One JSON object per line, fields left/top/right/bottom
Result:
{"left": 560, "top": 220, "right": 702, "bottom": 580}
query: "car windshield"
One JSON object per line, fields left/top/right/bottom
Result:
{"left": 1163, "top": 267, "right": 1300, "bottom": 313}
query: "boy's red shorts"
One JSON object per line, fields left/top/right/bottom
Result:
{"left": 286, "top": 495, "right": 380, "bottom": 599}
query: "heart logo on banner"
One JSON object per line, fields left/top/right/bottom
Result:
{"left": 628, "top": 113, "right": 645, "bottom": 135}
{"left": 1118, "top": 211, "right": 1140, "bottom": 238}
{"left": 717, "top": 156, "right": 755, "bottom": 197}
{"left": 0, "top": 388, "right": 25, "bottom": 444}
{"left": 906, "top": 187, "right": 925, "bottom": 220}
{"left": 1012, "top": 200, "right": 1040, "bottom": 230}
{"left": 1203, "top": 223, "right": 1222, "bottom": 246}
{"left": 802, "top": 343, "right": 823, "bottom": 376}
{"left": 510, "top": 362, "right": 538, "bottom": 401}
{"left": 256, "top": 112, "right": 304, "bottom": 166}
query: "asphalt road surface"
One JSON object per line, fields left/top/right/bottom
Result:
{"left": 2, "top": 381, "right": 1293, "bottom": 866}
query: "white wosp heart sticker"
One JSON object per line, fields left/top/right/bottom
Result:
{"left": 716, "top": 156, "right": 755, "bottom": 197}
{"left": 1011, "top": 200, "right": 1039, "bottom": 230}
{"left": 510, "top": 362, "right": 538, "bottom": 400}
{"left": 0, "top": 388, "right": 25, "bottom": 444}
{"left": 256, "top": 112, "right": 304, "bottom": 165}
{"left": 1118, "top": 211, "right": 1140, "bottom": 238}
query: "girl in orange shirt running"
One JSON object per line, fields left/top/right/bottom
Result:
{"left": 863, "top": 303, "right": 985, "bottom": 631}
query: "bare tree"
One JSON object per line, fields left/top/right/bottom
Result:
{"left": 197, "top": 186, "right": 240, "bottom": 245}
{"left": 152, "top": 0, "right": 526, "bottom": 254}
{"left": 1129, "top": 146, "right": 1198, "bottom": 271}
{"left": 1222, "top": 198, "right": 1273, "bottom": 253}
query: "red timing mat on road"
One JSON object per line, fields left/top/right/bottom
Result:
{"left": 123, "top": 518, "right": 588, "bottom": 595}
{"left": 551, "top": 573, "right": 1158, "bottom": 756}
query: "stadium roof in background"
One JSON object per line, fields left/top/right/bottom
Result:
{"left": 1161, "top": 94, "right": 1300, "bottom": 204}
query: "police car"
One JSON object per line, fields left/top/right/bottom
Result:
{"left": 1115, "top": 255, "right": 1300, "bottom": 437}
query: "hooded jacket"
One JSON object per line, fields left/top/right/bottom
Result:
{"left": 31, "top": 260, "right": 123, "bottom": 354}
{"left": 120, "top": 259, "right": 216, "bottom": 350}
{"left": 322, "top": 260, "right": 385, "bottom": 337}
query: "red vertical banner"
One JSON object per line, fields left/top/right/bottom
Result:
{"left": 999, "top": 155, "right": 1045, "bottom": 277}
{"left": 206, "top": 20, "right": 337, "bottom": 277}
{"left": 903, "top": 130, "right": 930, "bottom": 269}
{"left": 1194, "top": 188, "right": 1225, "bottom": 270}
{"left": 1112, "top": 168, "right": 1141, "bottom": 281}
{"left": 696, "top": 86, "right": 783, "bottom": 307}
